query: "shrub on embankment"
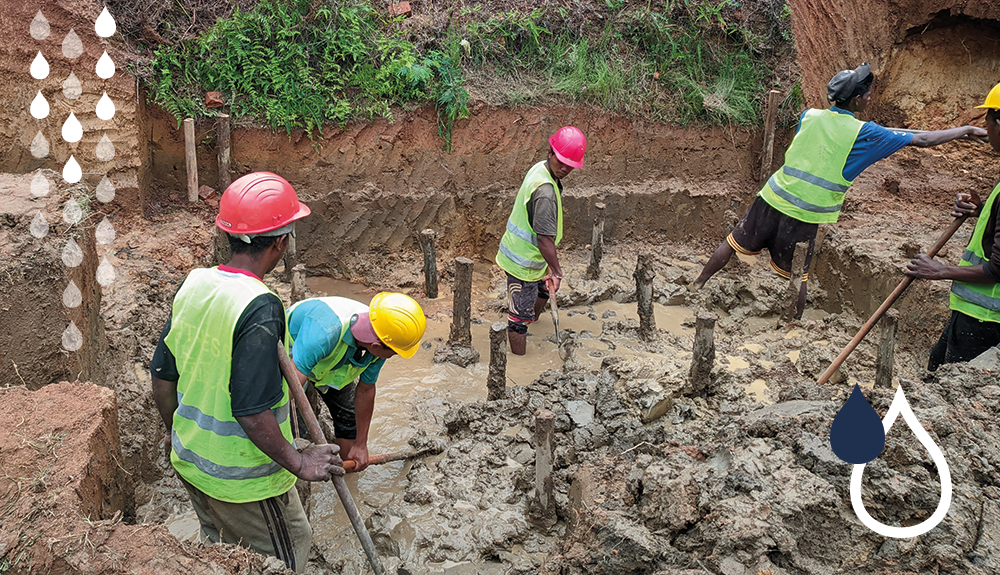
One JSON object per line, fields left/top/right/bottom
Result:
{"left": 117, "top": 0, "right": 802, "bottom": 148}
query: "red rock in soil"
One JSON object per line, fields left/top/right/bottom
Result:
{"left": 389, "top": 1, "right": 411, "bottom": 17}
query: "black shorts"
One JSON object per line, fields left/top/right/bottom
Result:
{"left": 728, "top": 196, "right": 818, "bottom": 281}
{"left": 928, "top": 310, "right": 1000, "bottom": 371}
{"left": 318, "top": 382, "right": 357, "bottom": 440}
{"left": 505, "top": 272, "right": 549, "bottom": 325}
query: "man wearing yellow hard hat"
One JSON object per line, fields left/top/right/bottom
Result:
{"left": 285, "top": 293, "right": 426, "bottom": 471}
{"left": 906, "top": 83, "right": 1000, "bottom": 370}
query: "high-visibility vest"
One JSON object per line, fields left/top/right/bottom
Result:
{"left": 759, "top": 108, "right": 864, "bottom": 224}
{"left": 950, "top": 181, "right": 1000, "bottom": 323}
{"left": 287, "top": 297, "right": 374, "bottom": 391}
{"left": 165, "top": 267, "right": 296, "bottom": 503}
{"left": 496, "top": 161, "right": 563, "bottom": 282}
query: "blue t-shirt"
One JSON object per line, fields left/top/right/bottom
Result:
{"left": 797, "top": 106, "right": 913, "bottom": 181}
{"left": 288, "top": 299, "right": 384, "bottom": 386}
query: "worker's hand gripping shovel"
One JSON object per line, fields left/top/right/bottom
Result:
{"left": 277, "top": 343, "right": 386, "bottom": 575}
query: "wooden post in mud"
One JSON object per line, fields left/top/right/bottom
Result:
{"left": 448, "top": 257, "right": 474, "bottom": 347}
{"left": 689, "top": 312, "right": 717, "bottom": 394}
{"left": 586, "top": 202, "right": 606, "bottom": 280}
{"left": 183, "top": 118, "right": 198, "bottom": 202}
{"left": 634, "top": 252, "right": 656, "bottom": 341}
{"left": 419, "top": 229, "right": 438, "bottom": 299}
{"left": 778, "top": 241, "right": 809, "bottom": 327}
{"left": 217, "top": 113, "right": 231, "bottom": 191}
{"left": 875, "top": 308, "right": 899, "bottom": 389}
{"left": 487, "top": 322, "right": 507, "bottom": 401}
{"left": 291, "top": 264, "right": 307, "bottom": 304}
{"left": 760, "top": 89, "right": 781, "bottom": 185}
{"left": 533, "top": 410, "right": 556, "bottom": 525}
{"left": 282, "top": 233, "right": 297, "bottom": 282}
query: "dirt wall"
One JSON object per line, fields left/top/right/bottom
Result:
{"left": 788, "top": 0, "right": 1000, "bottom": 117}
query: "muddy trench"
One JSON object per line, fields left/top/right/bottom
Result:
{"left": 4, "top": 0, "right": 1000, "bottom": 574}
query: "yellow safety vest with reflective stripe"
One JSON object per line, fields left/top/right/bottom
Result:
{"left": 287, "top": 297, "right": 373, "bottom": 391}
{"left": 950, "top": 182, "right": 1000, "bottom": 323}
{"left": 759, "top": 109, "right": 864, "bottom": 224}
{"left": 165, "top": 267, "right": 296, "bottom": 503}
{"left": 496, "top": 161, "right": 563, "bottom": 282}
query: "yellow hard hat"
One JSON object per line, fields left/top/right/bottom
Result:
{"left": 369, "top": 292, "right": 426, "bottom": 359}
{"left": 976, "top": 82, "right": 1000, "bottom": 109}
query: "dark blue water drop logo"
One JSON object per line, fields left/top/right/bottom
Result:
{"left": 830, "top": 384, "right": 886, "bottom": 464}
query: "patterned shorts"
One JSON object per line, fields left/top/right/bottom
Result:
{"left": 506, "top": 273, "right": 549, "bottom": 326}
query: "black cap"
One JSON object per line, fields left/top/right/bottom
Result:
{"left": 827, "top": 63, "right": 873, "bottom": 102}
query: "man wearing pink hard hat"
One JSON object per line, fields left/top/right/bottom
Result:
{"left": 496, "top": 126, "right": 587, "bottom": 355}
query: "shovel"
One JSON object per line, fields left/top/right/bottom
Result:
{"left": 341, "top": 439, "right": 447, "bottom": 472}
{"left": 550, "top": 292, "right": 566, "bottom": 361}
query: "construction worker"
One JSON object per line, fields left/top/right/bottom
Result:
{"left": 285, "top": 293, "right": 426, "bottom": 471}
{"left": 692, "top": 63, "right": 987, "bottom": 318}
{"left": 906, "top": 83, "right": 1000, "bottom": 371}
{"left": 497, "top": 125, "right": 587, "bottom": 355}
{"left": 149, "top": 172, "right": 342, "bottom": 572}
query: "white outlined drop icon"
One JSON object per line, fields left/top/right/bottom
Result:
{"left": 848, "top": 385, "right": 953, "bottom": 538}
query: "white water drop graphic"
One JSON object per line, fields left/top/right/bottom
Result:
{"left": 30, "top": 90, "right": 49, "bottom": 119}
{"left": 63, "top": 281, "right": 82, "bottom": 308}
{"left": 30, "top": 211, "right": 49, "bottom": 238}
{"left": 62, "top": 29, "right": 83, "bottom": 60}
{"left": 31, "top": 171, "right": 50, "bottom": 197}
{"left": 95, "top": 134, "right": 115, "bottom": 161}
{"left": 30, "top": 10, "right": 50, "bottom": 40}
{"left": 62, "top": 112, "right": 83, "bottom": 143}
{"left": 96, "top": 92, "right": 115, "bottom": 121}
{"left": 96, "top": 217, "right": 115, "bottom": 244}
{"left": 62, "top": 238, "right": 83, "bottom": 267}
{"left": 95, "top": 51, "right": 115, "bottom": 79}
{"left": 95, "top": 7, "right": 116, "bottom": 38}
{"left": 63, "top": 72, "right": 82, "bottom": 100}
{"left": 30, "top": 130, "right": 49, "bottom": 158}
{"left": 62, "top": 321, "right": 83, "bottom": 351}
{"left": 850, "top": 385, "right": 953, "bottom": 538}
{"left": 96, "top": 175, "right": 115, "bottom": 203}
{"left": 63, "top": 199, "right": 83, "bottom": 225}
{"left": 96, "top": 257, "right": 116, "bottom": 286}
{"left": 63, "top": 155, "right": 82, "bottom": 184}
{"left": 30, "top": 51, "right": 49, "bottom": 80}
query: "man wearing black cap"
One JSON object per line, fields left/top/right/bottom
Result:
{"left": 691, "top": 63, "right": 986, "bottom": 318}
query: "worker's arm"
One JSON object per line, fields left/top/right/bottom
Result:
{"left": 151, "top": 376, "right": 178, "bottom": 432}
{"left": 236, "top": 411, "right": 344, "bottom": 481}
{"left": 346, "top": 383, "right": 376, "bottom": 472}
{"left": 537, "top": 235, "right": 562, "bottom": 293}
{"left": 910, "top": 125, "right": 987, "bottom": 147}
{"left": 904, "top": 255, "right": 994, "bottom": 282}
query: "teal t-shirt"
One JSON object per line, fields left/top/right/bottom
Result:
{"left": 287, "top": 299, "right": 385, "bottom": 386}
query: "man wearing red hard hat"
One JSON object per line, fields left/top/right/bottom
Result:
{"left": 149, "top": 172, "right": 342, "bottom": 571}
{"left": 496, "top": 126, "right": 586, "bottom": 355}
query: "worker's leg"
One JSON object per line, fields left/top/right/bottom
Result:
{"left": 928, "top": 311, "right": 1000, "bottom": 371}
{"left": 180, "top": 478, "right": 312, "bottom": 572}
{"left": 506, "top": 273, "right": 539, "bottom": 355}
{"left": 533, "top": 279, "right": 550, "bottom": 320}
{"left": 319, "top": 382, "right": 357, "bottom": 455}
{"left": 692, "top": 198, "right": 770, "bottom": 290}
{"left": 769, "top": 213, "right": 818, "bottom": 319}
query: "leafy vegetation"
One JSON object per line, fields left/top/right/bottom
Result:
{"left": 146, "top": 0, "right": 798, "bottom": 146}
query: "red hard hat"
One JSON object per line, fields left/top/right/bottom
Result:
{"left": 549, "top": 126, "right": 587, "bottom": 169}
{"left": 216, "top": 172, "right": 311, "bottom": 234}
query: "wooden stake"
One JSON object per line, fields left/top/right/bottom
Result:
{"left": 875, "top": 308, "right": 899, "bottom": 389}
{"left": 533, "top": 410, "right": 556, "bottom": 525}
{"left": 183, "top": 118, "right": 198, "bottom": 202}
{"left": 689, "top": 312, "right": 717, "bottom": 394}
{"left": 634, "top": 252, "right": 656, "bottom": 341}
{"left": 291, "top": 263, "right": 307, "bottom": 305}
{"left": 283, "top": 233, "right": 297, "bottom": 282}
{"left": 487, "top": 322, "right": 507, "bottom": 401}
{"left": 586, "top": 202, "right": 606, "bottom": 280}
{"left": 760, "top": 89, "right": 781, "bottom": 186}
{"left": 448, "top": 257, "right": 474, "bottom": 347}
{"left": 419, "top": 229, "right": 438, "bottom": 299}
{"left": 778, "top": 241, "right": 809, "bottom": 327}
{"left": 217, "top": 113, "right": 231, "bottom": 191}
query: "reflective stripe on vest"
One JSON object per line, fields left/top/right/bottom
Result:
{"left": 495, "top": 161, "right": 563, "bottom": 282}
{"left": 288, "top": 297, "right": 373, "bottom": 391}
{"left": 164, "top": 267, "right": 296, "bottom": 503}
{"left": 950, "top": 181, "right": 1000, "bottom": 322}
{"left": 758, "top": 109, "right": 863, "bottom": 224}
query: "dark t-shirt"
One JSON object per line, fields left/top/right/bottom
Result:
{"left": 149, "top": 292, "right": 286, "bottom": 417}
{"left": 980, "top": 183, "right": 1000, "bottom": 283}
{"left": 527, "top": 182, "right": 560, "bottom": 237}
